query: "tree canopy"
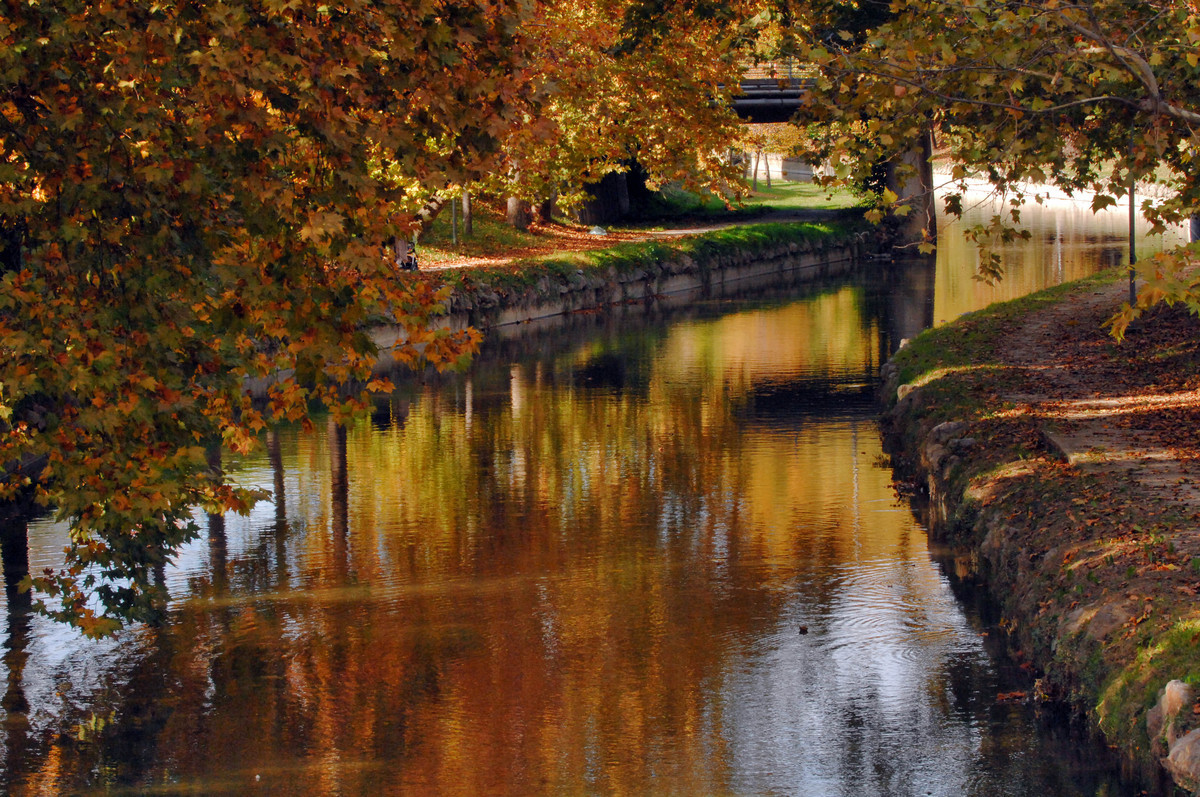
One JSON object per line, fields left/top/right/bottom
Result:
{"left": 0, "top": 0, "right": 541, "bottom": 634}
{"left": 1, "top": 0, "right": 776, "bottom": 634}
{"left": 18, "top": 0, "right": 1200, "bottom": 635}
{"left": 784, "top": 0, "right": 1200, "bottom": 326}
{"left": 485, "top": 0, "right": 761, "bottom": 210}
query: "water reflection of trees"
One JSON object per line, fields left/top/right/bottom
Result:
{"left": 1, "top": 286, "right": 1094, "bottom": 794}
{"left": 933, "top": 194, "right": 1188, "bottom": 324}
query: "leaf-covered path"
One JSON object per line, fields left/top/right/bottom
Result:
{"left": 422, "top": 209, "right": 858, "bottom": 270}
{"left": 1004, "top": 281, "right": 1200, "bottom": 514}
{"left": 884, "top": 272, "right": 1200, "bottom": 793}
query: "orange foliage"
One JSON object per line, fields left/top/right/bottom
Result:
{"left": 0, "top": 0, "right": 538, "bottom": 632}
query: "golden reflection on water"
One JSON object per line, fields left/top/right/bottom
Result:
{"left": 4, "top": 212, "right": 1142, "bottom": 795}
{"left": 933, "top": 193, "right": 1188, "bottom": 324}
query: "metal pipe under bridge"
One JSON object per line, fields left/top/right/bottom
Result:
{"left": 732, "top": 61, "right": 815, "bottom": 123}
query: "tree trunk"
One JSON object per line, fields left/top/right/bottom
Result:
{"left": 884, "top": 126, "right": 937, "bottom": 246}
{"left": 575, "top": 173, "right": 629, "bottom": 226}
{"left": 414, "top": 195, "right": 448, "bottom": 232}
{"left": 507, "top": 197, "right": 532, "bottom": 230}
{"left": 752, "top": 150, "right": 761, "bottom": 190}
{"left": 462, "top": 191, "right": 473, "bottom": 237}
{"left": 536, "top": 195, "right": 556, "bottom": 223}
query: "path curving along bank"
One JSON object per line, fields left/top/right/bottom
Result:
{"left": 879, "top": 271, "right": 1200, "bottom": 794}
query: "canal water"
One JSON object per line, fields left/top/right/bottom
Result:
{"left": 0, "top": 194, "right": 1187, "bottom": 795}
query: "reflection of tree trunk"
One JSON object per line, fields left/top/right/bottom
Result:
{"left": 267, "top": 429, "right": 289, "bottom": 589}
{"left": 328, "top": 418, "right": 349, "bottom": 579}
{"left": 268, "top": 429, "right": 286, "bottom": 527}
{"left": 884, "top": 253, "right": 937, "bottom": 353}
{"left": 465, "top": 376, "right": 474, "bottom": 434}
{"left": 206, "top": 444, "right": 227, "bottom": 594}
{"left": 0, "top": 506, "right": 31, "bottom": 793}
{"left": 0, "top": 506, "right": 29, "bottom": 614}
{"left": 208, "top": 511, "right": 227, "bottom": 595}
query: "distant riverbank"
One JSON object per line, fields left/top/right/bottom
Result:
{"left": 367, "top": 215, "right": 876, "bottom": 369}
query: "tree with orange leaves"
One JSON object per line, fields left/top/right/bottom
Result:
{"left": 781, "top": 0, "right": 1200, "bottom": 327}
{"left": 0, "top": 0, "right": 537, "bottom": 634}
{"left": 491, "top": 0, "right": 758, "bottom": 212}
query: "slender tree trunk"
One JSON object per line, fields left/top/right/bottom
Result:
{"left": 752, "top": 150, "right": 761, "bottom": 190}
{"left": 462, "top": 191, "right": 473, "bottom": 237}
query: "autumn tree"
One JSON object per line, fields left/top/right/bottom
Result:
{"left": 739, "top": 122, "right": 815, "bottom": 187}
{"left": 781, "top": 0, "right": 1200, "bottom": 315}
{"left": 487, "top": 0, "right": 760, "bottom": 215}
{"left": 0, "top": 0, "right": 540, "bottom": 634}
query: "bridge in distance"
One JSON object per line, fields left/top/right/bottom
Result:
{"left": 731, "top": 61, "right": 813, "bottom": 123}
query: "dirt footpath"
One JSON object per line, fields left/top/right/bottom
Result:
{"left": 1005, "top": 281, "right": 1200, "bottom": 515}
{"left": 422, "top": 209, "right": 857, "bottom": 270}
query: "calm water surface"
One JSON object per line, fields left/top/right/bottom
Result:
{"left": 1, "top": 194, "right": 1186, "bottom": 795}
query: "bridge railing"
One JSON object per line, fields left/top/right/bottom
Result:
{"left": 740, "top": 59, "right": 817, "bottom": 85}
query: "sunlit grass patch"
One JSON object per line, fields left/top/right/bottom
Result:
{"left": 745, "top": 180, "right": 864, "bottom": 210}
{"left": 433, "top": 220, "right": 861, "bottom": 294}
{"left": 417, "top": 201, "right": 547, "bottom": 266}
{"left": 1098, "top": 617, "right": 1200, "bottom": 743}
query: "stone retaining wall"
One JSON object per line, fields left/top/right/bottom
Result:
{"left": 368, "top": 231, "right": 873, "bottom": 365}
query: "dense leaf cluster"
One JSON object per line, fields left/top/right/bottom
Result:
{"left": 1, "top": 0, "right": 530, "bottom": 633}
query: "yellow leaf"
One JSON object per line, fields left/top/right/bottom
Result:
{"left": 299, "top": 211, "right": 345, "bottom": 241}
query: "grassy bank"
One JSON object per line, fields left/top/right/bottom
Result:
{"left": 432, "top": 218, "right": 866, "bottom": 296}
{"left": 880, "top": 268, "right": 1200, "bottom": 790}
{"left": 417, "top": 181, "right": 864, "bottom": 267}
